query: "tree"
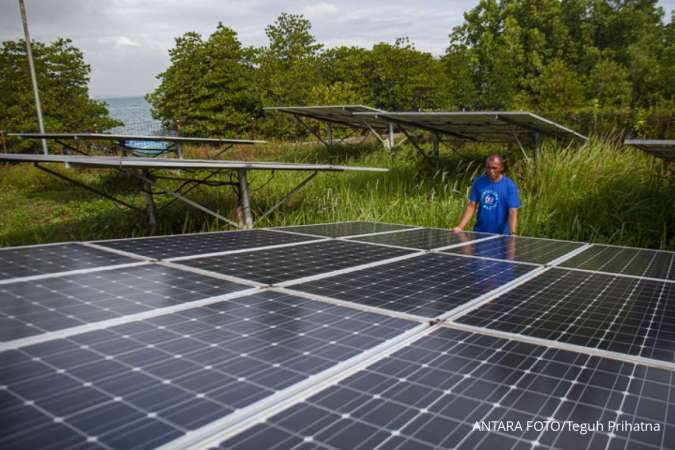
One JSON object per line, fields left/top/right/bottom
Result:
{"left": 364, "top": 38, "right": 449, "bottom": 111}
{"left": 256, "top": 13, "right": 323, "bottom": 138}
{"left": 0, "top": 38, "right": 119, "bottom": 140}
{"left": 147, "top": 24, "right": 260, "bottom": 137}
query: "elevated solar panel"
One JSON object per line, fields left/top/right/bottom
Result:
{"left": 0, "top": 264, "right": 249, "bottom": 342}
{"left": 93, "top": 229, "right": 320, "bottom": 260}
{"left": 264, "top": 105, "right": 391, "bottom": 129}
{"left": 177, "top": 240, "right": 415, "bottom": 285}
{"left": 625, "top": 139, "right": 675, "bottom": 162}
{"left": 5, "top": 132, "right": 266, "bottom": 146}
{"left": 354, "top": 111, "right": 587, "bottom": 143}
{"left": 456, "top": 267, "right": 675, "bottom": 363}
{"left": 288, "top": 253, "right": 535, "bottom": 318}
{"left": 559, "top": 244, "right": 675, "bottom": 281}
{"left": 275, "top": 221, "right": 414, "bottom": 238}
{"left": 348, "top": 228, "right": 492, "bottom": 250}
{"left": 219, "top": 327, "right": 672, "bottom": 450}
{"left": 0, "top": 290, "right": 418, "bottom": 449}
{"left": 441, "top": 235, "right": 585, "bottom": 265}
{"left": 0, "top": 243, "right": 139, "bottom": 281}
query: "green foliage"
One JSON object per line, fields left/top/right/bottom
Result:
{"left": 0, "top": 38, "right": 119, "bottom": 144}
{"left": 445, "top": 0, "right": 673, "bottom": 136}
{"left": 147, "top": 24, "right": 260, "bottom": 137}
{"left": 2, "top": 139, "right": 672, "bottom": 250}
{"left": 255, "top": 13, "right": 323, "bottom": 138}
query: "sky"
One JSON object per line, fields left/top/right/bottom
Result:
{"left": 1, "top": 0, "right": 673, "bottom": 98}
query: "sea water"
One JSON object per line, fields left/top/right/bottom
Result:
{"left": 103, "top": 96, "right": 167, "bottom": 135}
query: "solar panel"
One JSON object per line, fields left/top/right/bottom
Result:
{"left": 559, "top": 244, "right": 675, "bottom": 281}
{"left": 0, "top": 153, "right": 389, "bottom": 173}
{"left": 218, "top": 327, "right": 671, "bottom": 450}
{"left": 177, "top": 240, "right": 416, "bottom": 285}
{"left": 275, "top": 221, "right": 414, "bottom": 238}
{"left": 5, "top": 132, "right": 266, "bottom": 145}
{"left": 0, "top": 264, "right": 249, "bottom": 342}
{"left": 348, "top": 228, "right": 492, "bottom": 250}
{"left": 354, "top": 111, "right": 587, "bottom": 143}
{"left": 0, "top": 243, "right": 139, "bottom": 281}
{"left": 441, "top": 235, "right": 586, "bottom": 265}
{"left": 0, "top": 290, "right": 418, "bottom": 449}
{"left": 288, "top": 253, "right": 536, "bottom": 318}
{"left": 625, "top": 139, "right": 675, "bottom": 162}
{"left": 456, "top": 267, "right": 675, "bottom": 363}
{"left": 93, "top": 230, "right": 321, "bottom": 260}
{"left": 264, "top": 105, "right": 391, "bottom": 129}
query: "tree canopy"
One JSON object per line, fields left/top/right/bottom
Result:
{"left": 143, "top": 2, "right": 672, "bottom": 139}
{"left": 0, "top": 38, "right": 119, "bottom": 139}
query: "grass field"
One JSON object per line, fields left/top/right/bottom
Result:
{"left": 1, "top": 137, "right": 673, "bottom": 250}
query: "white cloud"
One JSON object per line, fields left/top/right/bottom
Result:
{"left": 302, "top": 2, "right": 338, "bottom": 19}
{"left": 114, "top": 36, "right": 141, "bottom": 47}
{"left": 1, "top": 0, "right": 673, "bottom": 97}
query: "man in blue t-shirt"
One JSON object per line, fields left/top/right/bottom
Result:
{"left": 453, "top": 154, "right": 521, "bottom": 235}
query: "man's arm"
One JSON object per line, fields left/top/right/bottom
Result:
{"left": 508, "top": 208, "right": 518, "bottom": 235}
{"left": 453, "top": 201, "right": 477, "bottom": 232}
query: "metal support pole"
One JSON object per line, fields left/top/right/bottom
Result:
{"left": 364, "top": 123, "right": 387, "bottom": 148}
{"left": 133, "top": 170, "right": 239, "bottom": 228}
{"left": 176, "top": 143, "right": 184, "bottom": 159}
{"left": 141, "top": 170, "right": 158, "bottom": 229}
{"left": 34, "top": 163, "right": 142, "bottom": 211}
{"left": 257, "top": 171, "right": 318, "bottom": 224}
{"left": 18, "top": 0, "right": 47, "bottom": 155}
{"left": 237, "top": 169, "right": 253, "bottom": 229}
{"left": 327, "top": 123, "right": 333, "bottom": 145}
{"left": 387, "top": 123, "right": 395, "bottom": 150}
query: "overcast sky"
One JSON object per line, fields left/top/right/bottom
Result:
{"left": 1, "top": 0, "right": 673, "bottom": 98}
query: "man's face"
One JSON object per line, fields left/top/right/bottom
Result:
{"left": 485, "top": 158, "right": 504, "bottom": 182}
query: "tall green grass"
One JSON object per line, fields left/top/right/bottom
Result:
{"left": 1, "top": 138, "right": 672, "bottom": 249}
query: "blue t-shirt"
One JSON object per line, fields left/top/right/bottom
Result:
{"left": 469, "top": 175, "right": 521, "bottom": 235}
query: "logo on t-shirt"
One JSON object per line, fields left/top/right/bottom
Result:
{"left": 480, "top": 190, "right": 499, "bottom": 210}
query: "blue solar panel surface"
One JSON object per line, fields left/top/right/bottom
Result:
{"left": 219, "top": 328, "right": 674, "bottom": 450}
{"left": 1, "top": 223, "right": 673, "bottom": 450}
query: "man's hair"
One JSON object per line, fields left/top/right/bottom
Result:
{"left": 485, "top": 154, "right": 505, "bottom": 168}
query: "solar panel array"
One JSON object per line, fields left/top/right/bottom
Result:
{"left": 1, "top": 221, "right": 673, "bottom": 450}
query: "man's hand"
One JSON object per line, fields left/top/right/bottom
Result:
{"left": 452, "top": 226, "right": 464, "bottom": 232}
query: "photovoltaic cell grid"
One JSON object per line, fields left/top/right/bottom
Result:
{"left": 456, "top": 267, "right": 675, "bottom": 363}
{"left": 560, "top": 244, "right": 675, "bottom": 281}
{"left": 178, "top": 240, "right": 415, "bottom": 285}
{"left": 349, "top": 228, "right": 490, "bottom": 250}
{"left": 220, "top": 328, "right": 674, "bottom": 450}
{"left": 92, "top": 229, "right": 320, "bottom": 260}
{"left": 0, "top": 243, "right": 138, "bottom": 281}
{"left": 290, "top": 253, "right": 535, "bottom": 318}
{"left": 0, "top": 264, "right": 249, "bottom": 342}
{"left": 275, "top": 221, "right": 414, "bottom": 238}
{"left": 0, "top": 291, "right": 417, "bottom": 450}
{"left": 442, "top": 236, "right": 585, "bottom": 265}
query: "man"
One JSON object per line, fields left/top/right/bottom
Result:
{"left": 453, "top": 154, "right": 521, "bottom": 235}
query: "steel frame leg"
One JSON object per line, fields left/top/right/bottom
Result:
{"left": 237, "top": 169, "right": 253, "bottom": 229}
